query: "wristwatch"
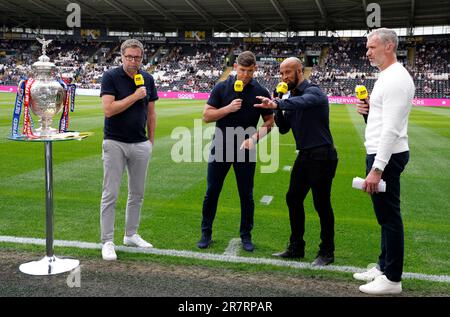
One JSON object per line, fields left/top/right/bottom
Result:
{"left": 372, "top": 167, "right": 383, "bottom": 174}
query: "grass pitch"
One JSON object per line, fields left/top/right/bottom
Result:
{"left": 0, "top": 92, "right": 449, "bottom": 293}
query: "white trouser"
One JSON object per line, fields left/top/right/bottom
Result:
{"left": 100, "top": 139, "right": 152, "bottom": 243}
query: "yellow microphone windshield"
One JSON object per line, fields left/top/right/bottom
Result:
{"left": 276, "top": 82, "right": 288, "bottom": 94}
{"left": 134, "top": 74, "right": 144, "bottom": 86}
{"left": 355, "top": 85, "right": 368, "bottom": 100}
{"left": 234, "top": 80, "right": 244, "bottom": 92}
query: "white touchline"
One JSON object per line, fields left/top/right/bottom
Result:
{"left": 1, "top": 235, "right": 449, "bottom": 283}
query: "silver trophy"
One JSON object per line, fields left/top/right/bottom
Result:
{"left": 30, "top": 38, "right": 65, "bottom": 136}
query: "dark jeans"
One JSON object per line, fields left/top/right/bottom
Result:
{"left": 366, "top": 151, "right": 409, "bottom": 282}
{"left": 201, "top": 160, "right": 256, "bottom": 240}
{"left": 286, "top": 145, "right": 338, "bottom": 255}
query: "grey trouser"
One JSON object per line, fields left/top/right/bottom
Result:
{"left": 100, "top": 139, "right": 152, "bottom": 243}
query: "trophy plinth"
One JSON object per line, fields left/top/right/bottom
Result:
{"left": 29, "top": 39, "right": 65, "bottom": 137}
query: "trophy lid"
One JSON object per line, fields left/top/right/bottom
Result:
{"left": 32, "top": 37, "right": 56, "bottom": 73}
{"left": 32, "top": 54, "right": 56, "bottom": 72}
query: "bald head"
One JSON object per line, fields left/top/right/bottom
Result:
{"left": 281, "top": 57, "right": 302, "bottom": 70}
{"left": 280, "top": 57, "right": 304, "bottom": 90}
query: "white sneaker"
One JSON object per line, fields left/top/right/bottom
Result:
{"left": 123, "top": 234, "right": 153, "bottom": 248}
{"left": 353, "top": 266, "right": 383, "bottom": 281}
{"left": 102, "top": 241, "right": 117, "bottom": 261}
{"left": 359, "top": 275, "right": 402, "bottom": 295}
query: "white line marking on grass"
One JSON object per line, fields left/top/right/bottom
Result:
{"left": 260, "top": 195, "right": 273, "bottom": 205}
{"left": 1, "top": 235, "right": 449, "bottom": 283}
{"left": 223, "top": 238, "right": 241, "bottom": 256}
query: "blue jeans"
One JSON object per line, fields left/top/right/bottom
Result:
{"left": 366, "top": 151, "right": 409, "bottom": 282}
{"left": 201, "top": 160, "right": 256, "bottom": 240}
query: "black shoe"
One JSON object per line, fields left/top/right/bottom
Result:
{"left": 272, "top": 243, "right": 304, "bottom": 258}
{"left": 241, "top": 239, "right": 254, "bottom": 252}
{"left": 312, "top": 253, "right": 334, "bottom": 266}
{"left": 197, "top": 234, "right": 212, "bottom": 249}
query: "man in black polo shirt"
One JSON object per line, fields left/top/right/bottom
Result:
{"left": 255, "top": 57, "right": 338, "bottom": 266}
{"left": 198, "top": 51, "right": 274, "bottom": 252}
{"left": 99, "top": 39, "right": 158, "bottom": 261}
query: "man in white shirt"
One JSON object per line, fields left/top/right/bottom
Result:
{"left": 354, "top": 28, "right": 415, "bottom": 295}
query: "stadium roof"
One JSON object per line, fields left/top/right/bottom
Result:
{"left": 1, "top": 0, "right": 449, "bottom": 33}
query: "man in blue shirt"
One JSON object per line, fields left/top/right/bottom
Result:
{"left": 198, "top": 51, "right": 274, "bottom": 252}
{"left": 255, "top": 57, "right": 338, "bottom": 266}
{"left": 99, "top": 39, "right": 158, "bottom": 261}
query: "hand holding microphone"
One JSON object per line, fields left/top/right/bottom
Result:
{"left": 134, "top": 74, "right": 147, "bottom": 100}
{"left": 234, "top": 80, "right": 244, "bottom": 99}
{"left": 228, "top": 79, "right": 244, "bottom": 113}
{"left": 228, "top": 99, "right": 242, "bottom": 113}
{"left": 355, "top": 85, "right": 369, "bottom": 123}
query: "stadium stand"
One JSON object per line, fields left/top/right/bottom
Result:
{"left": 152, "top": 44, "right": 229, "bottom": 92}
{"left": 1, "top": 37, "right": 449, "bottom": 98}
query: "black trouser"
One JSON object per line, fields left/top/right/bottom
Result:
{"left": 366, "top": 151, "right": 409, "bottom": 282}
{"left": 201, "top": 160, "right": 256, "bottom": 240}
{"left": 286, "top": 145, "right": 338, "bottom": 255}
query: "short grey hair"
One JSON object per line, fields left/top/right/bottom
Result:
{"left": 367, "top": 28, "right": 398, "bottom": 51}
{"left": 120, "top": 39, "right": 144, "bottom": 56}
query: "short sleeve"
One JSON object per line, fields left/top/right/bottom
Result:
{"left": 206, "top": 82, "right": 223, "bottom": 108}
{"left": 100, "top": 72, "right": 116, "bottom": 97}
{"left": 146, "top": 75, "right": 159, "bottom": 102}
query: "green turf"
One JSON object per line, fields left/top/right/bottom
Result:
{"left": 0, "top": 93, "right": 449, "bottom": 292}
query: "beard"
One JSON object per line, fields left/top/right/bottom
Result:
{"left": 287, "top": 72, "right": 299, "bottom": 90}
{"left": 126, "top": 66, "right": 139, "bottom": 73}
{"left": 368, "top": 55, "right": 382, "bottom": 67}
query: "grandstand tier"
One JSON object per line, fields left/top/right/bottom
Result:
{"left": 1, "top": 37, "right": 449, "bottom": 98}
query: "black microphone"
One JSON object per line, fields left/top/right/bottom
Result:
{"left": 234, "top": 80, "right": 243, "bottom": 99}
{"left": 355, "top": 85, "right": 369, "bottom": 123}
{"left": 134, "top": 74, "right": 144, "bottom": 88}
{"left": 134, "top": 73, "right": 146, "bottom": 105}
